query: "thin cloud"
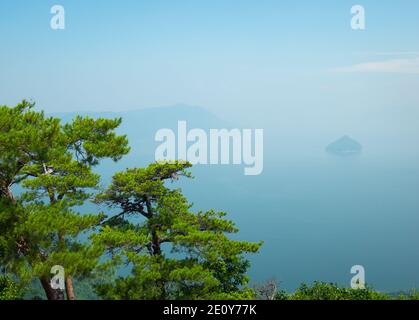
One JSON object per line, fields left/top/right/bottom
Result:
{"left": 335, "top": 57, "right": 419, "bottom": 74}
{"left": 354, "top": 51, "right": 419, "bottom": 56}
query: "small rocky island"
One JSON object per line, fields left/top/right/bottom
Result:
{"left": 326, "top": 135, "right": 362, "bottom": 156}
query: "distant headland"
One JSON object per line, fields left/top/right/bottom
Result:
{"left": 326, "top": 135, "right": 362, "bottom": 156}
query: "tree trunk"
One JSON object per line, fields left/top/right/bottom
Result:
{"left": 65, "top": 276, "right": 76, "bottom": 300}
{"left": 40, "top": 277, "right": 65, "bottom": 300}
{"left": 151, "top": 230, "right": 161, "bottom": 256}
{"left": 1, "top": 185, "right": 16, "bottom": 204}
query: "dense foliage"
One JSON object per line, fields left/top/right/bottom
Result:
{"left": 93, "top": 161, "right": 262, "bottom": 300}
{"left": 0, "top": 100, "right": 129, "bottom": 299}
{"left": 272, "top": 282, "right": 419, "bottom": 300}
{"left": 0, "top": 101, "right": 261, "bottom": 300}
{"left": 0, "top": 275, "right": 22, "bottom": 300}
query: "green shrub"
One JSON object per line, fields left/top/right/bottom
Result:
{"left": 285, "top": 282, "right": 389, "bottom": 300}
{"left": 395, "top": 290, "right": 419, "bottom": 300}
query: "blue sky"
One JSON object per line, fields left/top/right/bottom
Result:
{"left": 0, "top": 0, "right": 418, "bottom": 125}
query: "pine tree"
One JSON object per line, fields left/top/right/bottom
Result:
{"left": 0, "top": 100, "right": 129, "bottom": 299}
{"left": 93, "top": 161, "right": 262, "bottom": 300}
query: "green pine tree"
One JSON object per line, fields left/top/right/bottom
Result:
{"left": 0, "top": 100, "right": 129, "bottom": 300}
{"left": 93, "top": 161, "right": 262, "bottom": 300}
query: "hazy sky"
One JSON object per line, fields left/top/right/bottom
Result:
{"left": 1, "top": 0, "right": 418, "bottom": 126}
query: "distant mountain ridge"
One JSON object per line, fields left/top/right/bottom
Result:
{"left": 50, "top": 104, "right": 228, "bottom": 128}
{"left": 50, "top": 104, "right": 237, "bottom": 181}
